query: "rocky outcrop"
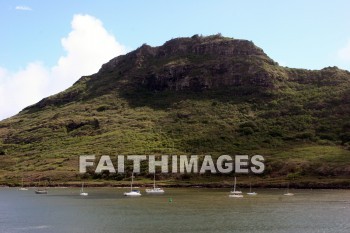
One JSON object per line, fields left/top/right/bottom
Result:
{"left": 99, "top": 34, "right": 281, "bottom": 92}
{"left": 142, "top": 61, "right": 277, "bottom": 91}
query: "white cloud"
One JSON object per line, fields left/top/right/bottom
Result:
{"left": 51, "top": 14, "right": 126, "bottom": 91}
{"left": 15, "top": 6, "right": 32, "bottom": 11}
{"left": 338, "top": 39, "right": 350, "bottom": 63}
{"left": 0, "top": 14, "right": 127, "bottom": 120}
{"left": 0, "top": 62, "right": 48, "bottom": 119}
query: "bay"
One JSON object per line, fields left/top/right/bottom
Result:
{"left": 0, "top": 188, "right": 349, "bottom": 233}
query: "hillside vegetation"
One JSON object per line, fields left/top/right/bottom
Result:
{"left": 0, "top": 34, "right": 350, "bottom": 187}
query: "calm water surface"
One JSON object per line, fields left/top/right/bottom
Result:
{"left": 0, "top": 187, "right": 349, "bottom": 233}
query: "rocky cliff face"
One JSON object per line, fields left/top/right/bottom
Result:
{"left": 99, "top": 35, "right": 271, "bottom": 72}
{"left": 97, "top": 34, "right": 282, "bottom": 92}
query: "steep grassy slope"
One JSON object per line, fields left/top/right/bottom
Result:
{"left": 0, "top": 35, "right": 350, "bottom": 187}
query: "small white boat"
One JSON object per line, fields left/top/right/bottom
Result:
{"left": 124, "top": 190, "right": 142, "bottom": 196}
{"left": 247, "top": 192, "right": 257, "bottom": 195}
{"left": 19, "top": 178, "right": 28, "bottom": 191}
{"left": 229, "top": 177, "right": 243, "bottom": 198}
{"left": 146, "top": 173, "right": 164, "bottom": 194}
{"left": 146, "top": 187, "right": 165, "bottom": 194}
{"left": 247, "top": 182, "right": 257, "bottom": 196}
{"left": 80, "top": 182, "right": 88, "bottom": 196}
{"left": 35, "top": 189, "right": 48, "bottom": 194}
{"left": 124, "top": 173, "right": 141, "bottom": 197}
{"left": 284, "top": 183, "right": 294, "bottom": 196}
{"left": 229, "top": 192, "right": 243, "bottom": 198}
{"left": 35, "top": 180, "right": 47, "bottom": 194}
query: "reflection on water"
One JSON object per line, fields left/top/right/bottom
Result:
{"left": 0, "top": 188, "right": 349, "bottom": 233}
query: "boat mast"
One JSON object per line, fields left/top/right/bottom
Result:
{"left": 234, "top": 177, "right": 236, "bottom": 192}
{"left": 130, "top": 172, "right": 134, "bottom": 191}
{"left": 153, "top": 173, "right": 156, "bottom": 189}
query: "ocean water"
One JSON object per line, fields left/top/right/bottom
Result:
{"left": 0, "top": 187, "right": 349, "bottom": 233}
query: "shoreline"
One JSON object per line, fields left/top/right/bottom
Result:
{"left": 2, "top": 181, "right": 350, "bottom": 189}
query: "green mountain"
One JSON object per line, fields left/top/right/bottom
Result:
{"left": 1, "top": 34, "right": 350, "bottom": 187}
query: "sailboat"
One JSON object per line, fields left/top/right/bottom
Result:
{"left": 229, "top": 177, "right": 243, "bottom": 198}
{"left": 145, "top": 173, "right": 164, "bottom": 194}
{"left": 80, "top": 182, "right": 88, "bottom": 196}
{"left": 247, "top": 182, "right": 257, "bottom": 195}
{"left": 283, "top": 182, "right": 294, "bottom": 196}
{"left": 19, "top": 177, "right": 28, "bottom": 191}
{"left": 35, "top": 180, "right": 48, "bottom": 194}
{"left": 124, "top": 173, "right": 141, "bottom": 197}
{"left": 35, "top": 189, "right": 48, "bottom": 194}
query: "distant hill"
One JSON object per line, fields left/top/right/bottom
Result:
{"left": 1, "top": 34, "right": 350, "bottom": 188}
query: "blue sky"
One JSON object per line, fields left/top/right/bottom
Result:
{"left": 1, "top": 0, "right": 350, "bottom": 119}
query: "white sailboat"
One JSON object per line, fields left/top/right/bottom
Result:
{"left": 284, "top": 182, "right": 294, "bottom": 196}
{"left": 35, "top": 189, "right": 48, "bottom": 194}
{"left": 124, "top": 173, "right": 141, "bottom": 197}
{"left": 35, "top": 180, "right": 47, "bottom": 194}
{"left": 229, "top": 177, "right": 243, "bottom": 198}
{"left": 19, "top": 177, "right": 28, "bottom": 191}
{"left": 80, "top": 182, "right": 88, "bottom": 196}
{"left": 247, "top": 182, "right": 257, "bottom": 195}
{"left": 146, "top": 173, "right": 164, "bottom": 194}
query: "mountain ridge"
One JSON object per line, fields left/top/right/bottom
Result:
{"left": 24, "top": 34, "right": 350, "bottom": 112}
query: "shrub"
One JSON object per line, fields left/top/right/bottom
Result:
{"left": 269, "top": 129, "right": 283, "bottom": 137}
{"left": 96, "top": 105, "right": 108, "bottom": 112}
{"left": 295, "top": 132, "right": 314, "bottom": 140}
{"left": 340, "top": 132, "right": 350, "bottom": 144}
{"left": 239, "top": 121, "right": 258, "bottom": 130}
{"left": 239, "top": 127, "right": 254, "bottom": 135}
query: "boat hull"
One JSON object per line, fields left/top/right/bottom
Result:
{"left": 124, "top": 191, "right": 142, "bottom": 196}
{"left": 230, "top": 191, "right": 242, "bottom": 194}
{"left": 229, "top": 194, "right": 244, "bottom": 198}
{"left": 247, "top": 192, "right": 257, "bottom": 195}
{"left": 35, "top": 190, "right": 47, "bottom": 194}
{"left": 145, "top": 188, "right": 164, "bottom": 194}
